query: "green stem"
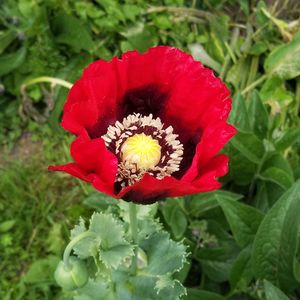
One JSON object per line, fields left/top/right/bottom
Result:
{"left": 21, "top": 76, "right": 73, "bottom": 93}
{"left": 241, "top": 74, "right": 267, "bottom": 96}
{"left": 63, "top": 231, "right": 95, "bottom": 270}
{"left": 295, "top": 77, "right": 300, "bottom": 116}
{"left": 129, "top": 202, "right": 138, "bottom": 274}
{"left": 220, "top": 27, "right": 239, "bottom": 80}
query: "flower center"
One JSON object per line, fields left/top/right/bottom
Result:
{"left": 102, "top": 113, "right": 184, "bottom": 189}
{"left": 121, "top": 133, "right": 161, "bottom": 170}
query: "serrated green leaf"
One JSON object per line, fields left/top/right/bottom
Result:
{"left": 252, "top": 180, "right": 300, "bottom": 290}
{"left": 0, "top": 47, "right": 26, "bottom": 76}
{"left": 187, "top": 190, "right": 243, "bottom": 217}
{"left": 89, "top": 213, "right": 133, "bottom": 268}
{"left": 140, "top": 232, "right": 186, "bottom": 276}
{"left": 184, "top": 289, "right": 226, "bottom": 300}
{"left": 264, "top": 280, "right": 290, "bottom": 300}
{"left": 264, "top": 32, "right": 300, "bottom": 79}
{"left": 230, "top": 131, "right": 265, "bottom": 164}
{"left": 100, "top": 244, "right": 133, "bottom": 269}
{"left": 71, "top": 218, "right": 99, "bottom": 259}
{"left": 248, "top": 91, "right": 269, "bottom": 139}
{"left": 218, "top": 199, "right": 264, "bottom": 247}
{"left": 115, "top": 271, "right": 185, "bottom": 300}
{"left": 75, "top": 278, "right": 112, "bottom": 300}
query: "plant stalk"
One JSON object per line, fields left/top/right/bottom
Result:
{"left": 129, "top": 202, "right": 138, "bottom": 274}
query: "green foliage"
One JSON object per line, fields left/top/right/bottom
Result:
{"left": 58, "top": 202, "right": 187, "bottom": 300}
{"left": 1, "top": 0, "right": 300, "bottom": 299}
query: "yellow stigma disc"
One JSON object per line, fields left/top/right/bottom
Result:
{"left": 121, "top": 133, "right": 161, "bottom": 170}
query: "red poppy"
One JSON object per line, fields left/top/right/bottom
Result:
{"left": 49, "top": 46, "right": 236, "bottom": 204}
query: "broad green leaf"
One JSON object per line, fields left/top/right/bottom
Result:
{"left": 247, "top": 91, "right": 269, "bottom": 139}
{"left": 260, "top": 76, "right": 293, "bottom": 110}
{"left": 52, "top": 14, "right": 94, "bottom": 51}
{"left": 230, "top": 131, "right": 265, "bottom": 164}
{"left": 162, "top": 198, "right": 187, "bottom": 239}
{"left": 0, "top": 47, "right": 26, "bottom": 76}
{"left": 275, "top": 127, "right": 300, "bottom": 151}
{"left": 259, "top": 167, "right": 294, "bottom": 190}
{"left": 120, "top": 23, "right": 157, "bottom": 53}
{"left": 188, "top": 43, "right": 221, "bottom": 72}
{"left": 83, "top": 192, "right": 118, "bottom": 211}
{"left": 187, "top": 190, "right": 243, "bottom": 217}
{"left": 184, "top": 289, "right": 226, "bottom": 300}
{"left": 228, "top": 93, "right": 251, "bottom": 131}
{"left": 229, "top": 246, "right": 252, "bottom": 290}
{"left": 218, "top": 199, "right": 264, "bottom": 247}
{"left": 264, "top": 280, "right": 290, "bottom": 300}
{"left": 89, "top": 213, "right": 133, "bottom": 268}
{"left": 264, "top": 32, "right": 300, "bottom": 79}
{"left": 252, "top": 180, "right": 300, "bottom": 290}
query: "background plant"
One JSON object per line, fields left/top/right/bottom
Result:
{"left": 0, "top": 0, "right": 300, "bottom": 299}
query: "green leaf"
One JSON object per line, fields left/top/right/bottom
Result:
{"left": 252, "top": 180, "right": 300, "bottom": 290}
{"left": 0, "top": 47, "right": 26, "bottom": 76}
{"left": 52, "top": 14, "right": 94, "bottom": 51}
{"left": 0, "top": 219, "right": 16, "bottom": 232}
{"left": 218, "top": 199, "right": 264, "bottom": 247}
{"left": 229, "top": 246, "right": 252, "bottom": 290}
{"left": 264, "top": 31, "right": 300, "bottom": 79}
{"left": 0, "top": 30, "right": 17, "bottom": 54}
{"left": 228, "top": 93, "right": 251, "bottom": 131}
{"left": 260, "top": 76, "right": 293, "bottom": 110}
{"left": 119, "top": 200, "right": 158, "bottom": 223}
{"left": 23, "top": 256, "right": 59, "bottom": 284}
{"left": 75, "top": 278, "right": 111, "bottom": 300}
{"left": 247, "top": 91, "right": 269, "bottom": 139}
{"left": 264, "top": 280, "right": 290, "bottom": 300}
{"left": 71, "top": 218, "right": 99, "bottom": 259}
{"left": 259, "top": 167, "right": 294, "bottom": 190}
{"left": 162, "top": 198, "right": 187, "bottom": 239}
{"left": 89, "top": 213, "right": 133, "bottom": 268}
{"left": 275, "top": 127, "right": 300, "bottom": 151}
{"left": 188, "top": 44, "right": 221, "bottom": 72}
{"left": 83, "top": 192, "right": 118, "bottom": 211}
{"left": 140, "top": 232, "right": 187, "bottom": 276}
{"left": 184, "top": 289, "right": 226, "bottom": 300}
{"left": 187, "top": 190, "right": 243, "bottom": 217}
{"left": 115, "top": 271, "right": 185, "bottom": 300}
{"left": 230, "top": 131, "right": 265, "bottom": 164}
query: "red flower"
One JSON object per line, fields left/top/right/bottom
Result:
{"left": 49, "top": 46, "right": 236, "bottom": 204}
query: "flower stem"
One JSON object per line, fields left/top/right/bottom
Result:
{"left": 129, "top": 202, "right": 138, "bottom": 274}
{"left": 63, "top": 231, "right": 95, "bottom": 270}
